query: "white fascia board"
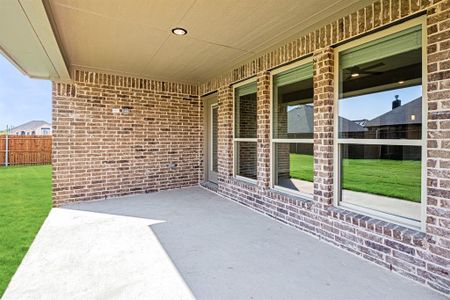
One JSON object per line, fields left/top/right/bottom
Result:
{"left": 0, "top": 0, "right": 69, "bottom": 81}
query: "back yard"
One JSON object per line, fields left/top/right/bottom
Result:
{"left": 290, "top": 154, "right": 421, "bottom": 202}
{"left": 0, "top": 165, "right": 52, "bottom": 297}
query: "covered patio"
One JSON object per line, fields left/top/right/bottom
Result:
{"left": 1, "top": 0, "right": 449, "bottom": 296}
{"left": 2, "top": 187, "right": 443, "bottom": 299}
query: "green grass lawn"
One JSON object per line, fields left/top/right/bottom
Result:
{"left": 290, "top": 154, "right": 421, "bottom": 202}
{"left": 290, "top": 153, "right": 314, "bottom": 182}
{"left": 0, "top": 165, "right": 52, "bottom": 297}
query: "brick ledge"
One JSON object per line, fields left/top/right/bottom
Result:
{"left": 267, "top": 188, "right": 314, "bottom": 210}
{"left": 327, "top": 206, "right": 429, "bottom": 248}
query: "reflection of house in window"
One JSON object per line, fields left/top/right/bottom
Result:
{"left": 365, "top": 96, "right": 421, "bottom": 139}
{"left": 338, "top": 116, "right": 367, "bottom": 138}
{"left": 352, "top": 119, "right": 368, "bottom": 127}
{"left": 287, "top": 105, "right": 367, "bottom": 155}
{"left": 360, "top": 96, "right": 422, "bottom": 160}
{"left": 287, "top": 105, "right": 313, "bottom": 139}
{"left": 288, "top": 105, "right": 368, "bottom": 138}
{"left": 343, "top": 96, "right": 422, "bottom": 161}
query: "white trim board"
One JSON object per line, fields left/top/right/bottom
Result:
{"left": 0, "top": 0, "right": 69, "bottom": 81}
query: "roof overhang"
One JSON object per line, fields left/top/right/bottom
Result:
{"left": 0, "top": 0, "right": 375, "bottom": 83}
{"left": 0, "top": 0, "right": 70, "bottom": 81}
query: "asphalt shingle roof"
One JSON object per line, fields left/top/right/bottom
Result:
{"left": 365, "top": 97, "right": 422, "bottom": 127}
{"left": 288, "top": 105, "right": 367, "bottom": 133}
{"left": 10, "top": 120, "right": 51, "bottom": 132}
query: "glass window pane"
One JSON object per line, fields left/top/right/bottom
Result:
{"left": 338, "top": 26, "right": 422, "bottom": 140}
{"left": 235, "top": 82, "right": 257, "bottom": 139}
{"left": 274, "top": 143, "right": 313, "bottom": 195}
{"left": 339, "top": 144, "right": 421, "bottom": 221}
{"left": 273, "top": 64, "right": 313, "bottom": 139}
{"left": 236, "top": 141, "right": 257, "bottom": 180}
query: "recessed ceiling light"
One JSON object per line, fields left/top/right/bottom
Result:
{"left": 172, "top": 27, "right": 187, "bottom": 36}
{"left": 351, "top": 73, "right": 360, "bottom": 78}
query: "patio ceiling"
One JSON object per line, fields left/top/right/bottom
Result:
{"left": 1, "top": 0, "right": 373, "bottom": 83}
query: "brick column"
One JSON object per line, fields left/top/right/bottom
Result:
{"left": 256, "top": 71, "right": 271, "bottom": 190}
{"left": 52, "top": 82, "right": 77, "bottom": 207}
{"left": 425, "top": 1, "right": 450, "bottom": 287}
{"left": 313, "top": 48, "right": 335, "bottom": 207}
{"left": 217, "top": 86, "right": 234, "bottom": 184}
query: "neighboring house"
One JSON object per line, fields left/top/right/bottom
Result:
{"left": 1, "top": 1, "right": 449, "bottom": 295}
{"left": 287, "top": 105, "right": 367, "bottom": 137}
{"left": 287, "top": 105, "right": 366, "bottom": 154}
{"left": 287, "top": 105, "right": 314, "bottom": 137}
{"left": 365, "top": 97, "right": 422, "bottom": 140}
{"left": 344, "top": 97, "right": 422, "bottom": 160}
{"left": 352, "top": 119, "right": 369, "bottom": 127}
{"left": 9, "top": 121, "right": 52, "bottom": 136}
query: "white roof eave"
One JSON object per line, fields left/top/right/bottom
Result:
{"left": 0, "top": 0, "right": 70, "bottom": 82}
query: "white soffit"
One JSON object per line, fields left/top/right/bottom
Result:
{"left": 46, "top": 0, "right": 373, "bottom": 84}
{"left": 0, "top": 0, "right": 69, "bottom": 81}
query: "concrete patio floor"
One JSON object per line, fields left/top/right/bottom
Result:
{"left": 3, "top": 186, "right": 444, "bottom": 300}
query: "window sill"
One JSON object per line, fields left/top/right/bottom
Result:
{"left": 272, "top": 185, "right": 313, "bottom": 201}
{"left": 339, "top": 201, "right": 421, "bottom": 229}
{"left": 200, "top": 181, "right": 218, "bottom": 192}
{"left": 269, "top": 188, "right": 313, "bottom": 209}
{"left": 327, "top": 206, "right": 428, "bottom": 248}
{"left": 234, "top": 175, "right": 257, "bottom": 185}
{"left": 231, "top": 176, "right": 258, "bottom": 190}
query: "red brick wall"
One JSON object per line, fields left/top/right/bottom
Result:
{"left": 52, "top": 70, "right": 201, "bottom": 206}
{"left": 425, "top": 0, "right": 450, "bottom": 293}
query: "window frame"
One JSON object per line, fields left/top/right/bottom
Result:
{"left": 333, "top": 17, "right": 427, "bottom": 230}
{"left": 233, "top": 77, "right": 258, "bottom": 184}
{"left": 270, "top": 56, "right": 314, "bottom": 199}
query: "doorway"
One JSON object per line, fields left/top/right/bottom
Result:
{"left": 204, "top": 94, "right": 218, "bottom": 183}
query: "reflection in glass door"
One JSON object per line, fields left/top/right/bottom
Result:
{"left": 211, "top": 106, "right": 218, "bottom": 175}
{"left": 208, "top": 103, "right": 218, "bottom": 183}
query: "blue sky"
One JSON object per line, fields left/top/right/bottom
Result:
{"left": 339, "top": 85, "right": 422, "bottom": 121}
{"left": 0, "top": 54, "right": 51, "bottom": 130}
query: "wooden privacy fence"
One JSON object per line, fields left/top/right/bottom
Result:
{"left": 0, "top": 136, "right": 52, "bottom": 166}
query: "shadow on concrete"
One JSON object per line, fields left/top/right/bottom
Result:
{"left": 64, "top": 186, "right": 442, "bottom": 300}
